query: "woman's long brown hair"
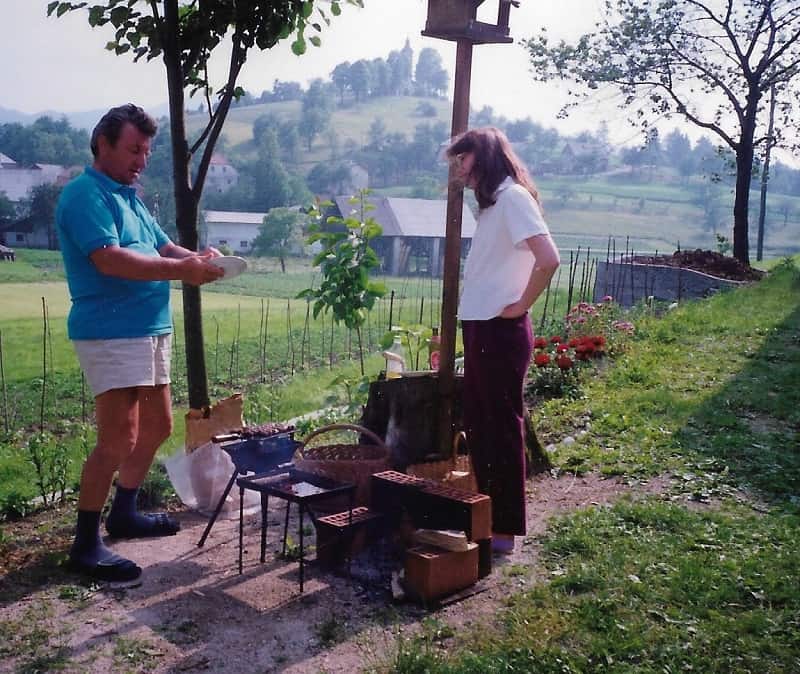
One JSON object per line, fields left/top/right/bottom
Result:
{"left": 446, "top": 126, "right": 541, "bottom": 210}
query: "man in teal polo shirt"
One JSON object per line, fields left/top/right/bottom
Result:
{"left": 56, "top": 104, "right": 224, "bottom": 583}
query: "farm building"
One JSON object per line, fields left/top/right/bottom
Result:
{"left": 202, "top": 210, "right": 266, "bottom": 255}
{"left": 0, "top": 153, "right": 68, "bottom": 202}
{"left": 329, "top": 195, "right": 476, "bottom": 276}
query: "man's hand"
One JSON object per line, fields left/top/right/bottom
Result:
{"left": 179, "top": 254, "right": 224, "bottom": 286}
{"left": 90, "top": 245, "right": 225, "bottom": 284}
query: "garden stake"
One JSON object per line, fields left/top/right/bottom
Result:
{"left": 329, "top": 313, "right": 335, "bottom": 369}
{"left": 642, "top": 258, "right": 649, "bottom": 305}
{"left": 429, "top": 273, "right": 435, "bottom": 327}
{"left": 258, "top": 299, "right": 265, "bottom": 382}
{"left": 539, "top": 280, "right": 552, "bottom": 332}
{"left": 388, "top": 290, "right": 395, "bottom": 331}
{"left": 566, "top": 250, "right": 577, "bottom": 314}
{"left": 46, "top": 299, "right": 55, "bottom": 419}
{"left": 0, "top": 330, "right": 8, "bottom": 433}
{"left": 584, "top": 247, "right": 592, "bottom": 302}
{"left": 552, "top": 266, "right": 562, "bottom": 320}
{"left": 300, "top": 300, "right": 311, "bottom": 371}
{"left": 236, "top": 304, "right": 242, "bottom": 383}
{"left": 80, "top": 371, "right": 86, "bottom": 424}
{"left": 213, "top": 317, "right": 220, "bottom": 382}
{"left": 629, "top": 250, "right": 636, "bottom": 305}
{"left": 604, "top": 236, "right": 611, "bottom": 297}
{"left": 611, "top": 238, "right": 618, "bottom": 300}
{"left": 40, "top": 297, "right": 47, "bottom": 430}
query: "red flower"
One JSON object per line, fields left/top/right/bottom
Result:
{"left": 592, "top": 335, "right": 606, "bottom": 347}
{"left": 533, "top": 353, "right": 551, "bottom": 367}
{"left": 568, "top": 338, "right": 580, "bottom": 348}
{"left": 556, "top": 344, "right": 569, "bottom": 353}
{"left": 550, "top": 335, "right": 563, "bottom": 344}
{"left": 556, "top": 355, "right": 573, "bottom": 370}
{"left": 534, "top": 337, "right": 548, "bottom": 349}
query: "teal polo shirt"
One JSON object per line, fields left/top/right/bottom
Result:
{"left": 56, "top": 166, "right": 173, "bottom": 340}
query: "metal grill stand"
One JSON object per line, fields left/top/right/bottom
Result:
{"left": 196, "top": 432, "right": 298, "bottom": 548}
{"left": 236, "top": 467, "right": 356, "bottom": 592}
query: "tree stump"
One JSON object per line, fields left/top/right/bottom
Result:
{"left": 359, "top": 374, "right": 551, "bottom": 475}
{"left": 360, "top": 374, "right": 463, "bottom": 469}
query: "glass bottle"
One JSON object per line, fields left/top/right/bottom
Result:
{"left": 383, "top": 336, "right": 406, "bottom": 379}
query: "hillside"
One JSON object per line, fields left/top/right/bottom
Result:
{"left": 185, "top": 95, "right": 453, "bottom": 169}
{"left": 182, "top": 96, "right": 800, "bottom": 258}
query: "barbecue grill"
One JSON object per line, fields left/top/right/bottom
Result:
{"left": 196, "top": 428, "right": 299, "bottom": 547}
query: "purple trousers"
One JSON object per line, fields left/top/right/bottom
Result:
{"left": 462, "top": 315, "right": 533, "bottom": 536}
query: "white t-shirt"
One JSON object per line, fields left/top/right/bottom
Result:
{"left": 458, "top": 177, "right": 550, "bottom": 320}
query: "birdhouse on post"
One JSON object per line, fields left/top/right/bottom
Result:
{"left": 422, "top": 0, "right": 516, "bottom": 44}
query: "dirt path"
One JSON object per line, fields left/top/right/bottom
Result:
{"left": 0, "top": 473, "right": 667, "bottom": 673}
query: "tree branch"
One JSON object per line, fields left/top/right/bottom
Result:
{"left": 191, "top": 35, "right": 246, "bottom": 200}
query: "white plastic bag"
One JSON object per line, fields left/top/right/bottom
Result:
{"left": 164, "top": 442, "right": 259, "bottom": 517}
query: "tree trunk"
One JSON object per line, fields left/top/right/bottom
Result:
{"left": 757, "top": 85, "right": 777, "bottom": 262}
{"left": 732, "top": 94, "right": 759, "bottom": 266}
{"left": 163, "top": 0, "right": 210, "bottom": 410}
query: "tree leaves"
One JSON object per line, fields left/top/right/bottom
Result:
{"left": 48, "top": 1, "right": 365, "bottom": 93}
{"left": 298, "top": 190, "right": 385, "bottom": 340}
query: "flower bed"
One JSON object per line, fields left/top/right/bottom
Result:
{"left": 527, "top": 297, "right": 635, "bottom": 402}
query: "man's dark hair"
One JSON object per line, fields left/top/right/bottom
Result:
{"left": 90, "top": 103, "right": 157, "bottom": 157}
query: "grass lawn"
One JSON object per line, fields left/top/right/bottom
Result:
{"left": 0, "top": 250, "right": 799, "bottom": 671}
{"left": 388, "top": 257, "right": 800, "bottom": 672}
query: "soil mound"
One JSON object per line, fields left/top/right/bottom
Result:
{"left": 631, "top": 249, "right": 765, "bottom": 281}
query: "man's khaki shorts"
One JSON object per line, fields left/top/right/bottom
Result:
{"left": 73, "top": 334, "right": 172, "bottom": 397}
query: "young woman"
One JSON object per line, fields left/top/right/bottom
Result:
{"left": 446, "top": 127, "right": 560, "bottom": 554}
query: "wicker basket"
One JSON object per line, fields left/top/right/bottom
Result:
{"left": 406, "top": 431, "right": 479, "bottom": 493}
{"left": 294, "top": 423, "right": 391, "bottom": 508}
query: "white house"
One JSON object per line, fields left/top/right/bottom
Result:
{"left": 202, "top": 210, "right": 266, "bottom": 254}
{"left": 0, "top": 153, "right": 67, "bottom": 202}
{"left": 205, "top": 154, "right": 239, "bottom": 194}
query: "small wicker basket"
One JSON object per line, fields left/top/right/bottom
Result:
{"left": 406, "top": 431, "right": 479, "bottom": 493}
{"left": 294, "top": 423, "right": 391, "bottom": 507}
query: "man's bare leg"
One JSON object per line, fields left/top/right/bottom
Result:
{"left": 118, "top": 384, "right": 172, "bottom": 488}
{"left": 68, "top": 387, "right": 142, "bottom": 581}
{"left": 106, "top": 384, "right": 180, "bottom": 538}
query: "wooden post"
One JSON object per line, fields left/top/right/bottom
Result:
{"left": 437, "top": 38, "right": 473, "bottom": 457}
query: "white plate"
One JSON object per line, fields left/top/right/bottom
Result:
{"left": 211, "top": 255, "right": 247, "bottom": 280}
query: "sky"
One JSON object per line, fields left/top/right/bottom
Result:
{"left": 0, "top": 1, "right": 638, "bottom": 139}
{"left": 2, "top": 0, "right": 793, "bottom": 162}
